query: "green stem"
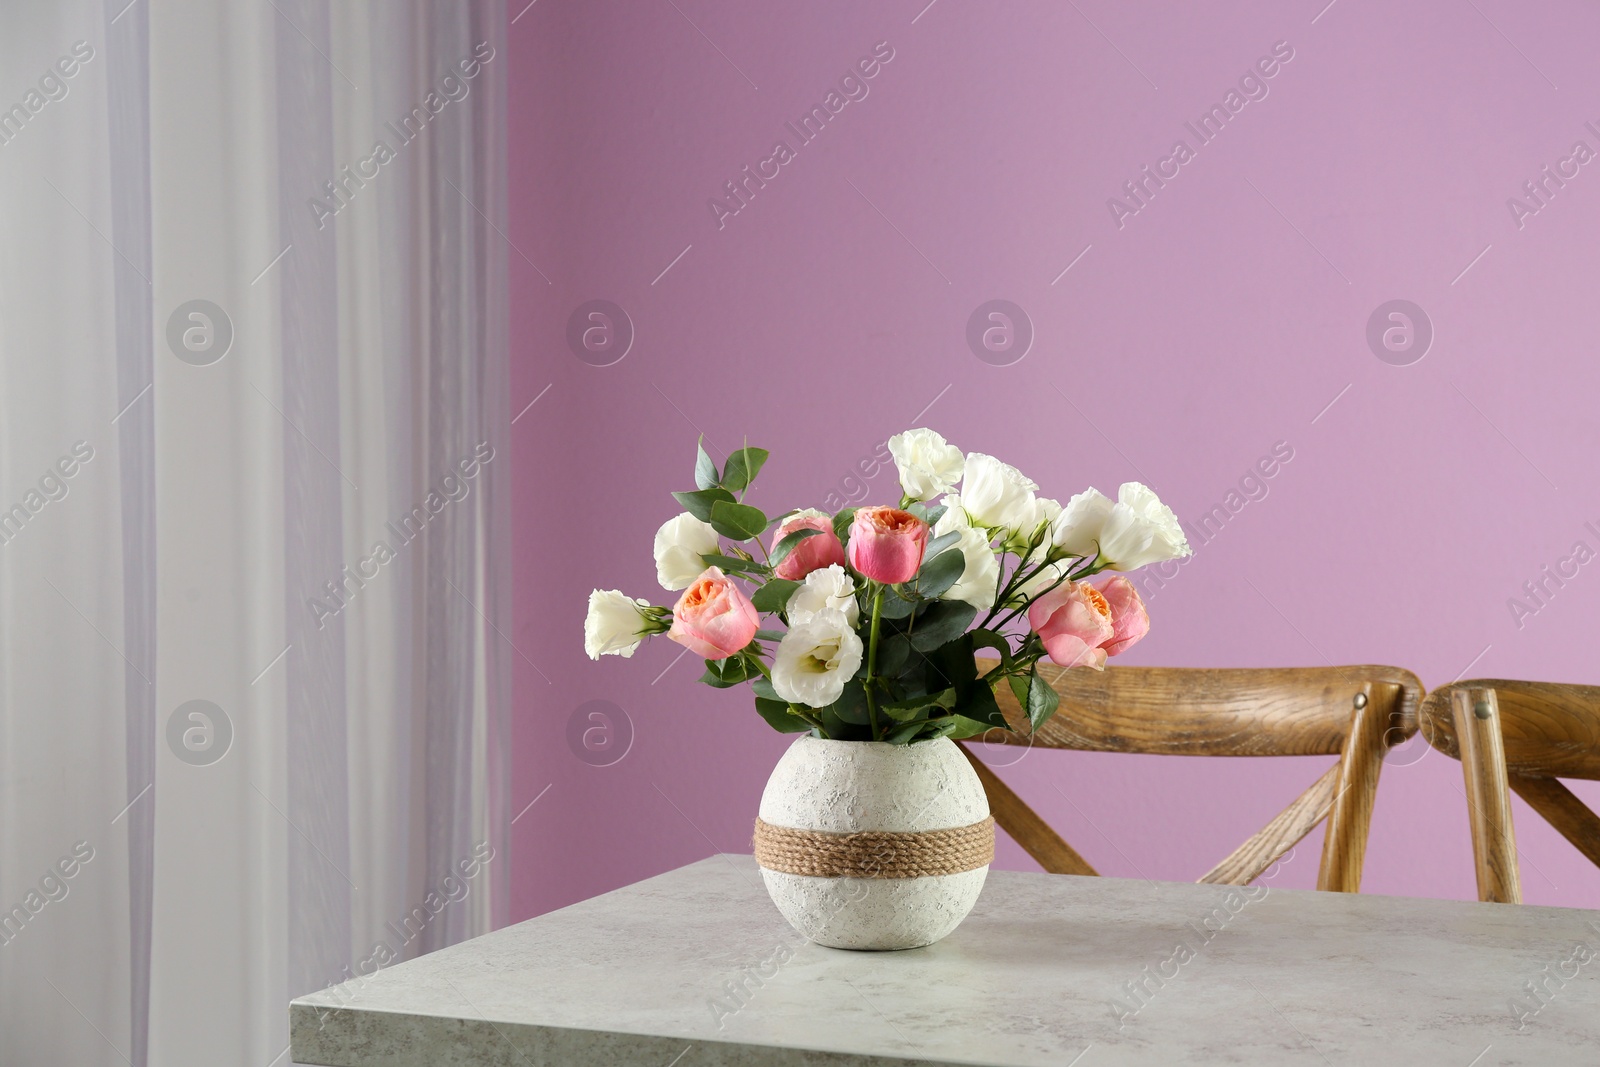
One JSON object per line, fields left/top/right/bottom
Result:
{"left": 792, "top": 709, "right": 824, "bottom": 733}
{"left": 1066, "top": 548, "right": 1104, "bottom": 579}
{"left": 989, "top": 544, "right": 1103, "bottom": 632}
{"left": 864, "top": 583, "right": 885, "bottom": 741}
{"left": 982, "top": 553, "right": 1051, "bottom": 628}
{"left": 993, "top": 569, "right": 1072, "bottom": 631}
{"left": 978, "top": 525, "right": 1053, "bottom": 628}
{"left": 979, "top": 533, "right": 1012, "bottom": 626}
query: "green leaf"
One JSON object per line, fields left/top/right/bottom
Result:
{"left": 700, "top": 553, "right": 767, "bottom": 575}
{"left": 939, "top": 714, "right": 1000, "bottom": 740}
{"left": 922, "top": 504, "right": 948, "bottom": 528}
{"left": 754, "top": 629, "right": 786, "bottom": 643}
{"left": 815, "top": 704, "right": 849, "bottom": 738}
{"left": 883, "top": 719, "right": 929, "bottom": 745}
{"left": 1025, "top": 668, "right": 1061, "bottom": 731}
{"left": 822, "top": 680, "right": 870, "bottom": 725}
{"left": 877, "top": 587, "right": 919, "bottom": 619}
{"left": 721, "top": 447, "right": 769, "bottom": 492}
{"left": 832, "top": 508, "right": 857, "bottom": 542}
{"left": 755, "top": 697, "right": 813, "bottom": 733}
{"left": 699, "top": 668, "right": 737, "bottom": 689}
{"left": 969, "top": 628, "right": 1013, "bottom": 672}
{"left": 880, "top": 688, "right": 956, "bottom": 722}
{"left": 709, "top": 500, "right": 769, "bottom": 541}
{"left": 875, "top": 633, "right": 911, "bottom": 679}
{"left": 695, "top": 439, "right": 720, "bottom": 491}
{"left": 673, "top": 487, "right": 736, "bottom": 522}
{"left": 1008, "top": 673, "right": 1030, "bottom": 711}
{"left": 878, "top": 701, "right": 930, "bottom": 724}
{"left": 953, "top": 677, "right": 1007, "bottom": 729}
{"left": 770, "top": 527, "right": 823, "bottom": 568}
{"left": 915, "top": 550, "right": 966, "bottom": 599}
{"left": 700, "top": 657, "right": 752, "bottom": 688}
{"left": 751, "top": 677, "right": 781, "bottom": 702}
{"left": 909, "top": 600, "right": 978, "bottom": 651}
{"left": 752, "top": 579, "right": 801, "bottom": 614}
{"left": 926, "top": 635, "right": 980, "bottom": 692}
{"left": 923, "top": 530, "right": 961, "bottom": 559}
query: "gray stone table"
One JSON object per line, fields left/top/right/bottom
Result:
{"left": 291, "top": 854, "right": 1600, "bottom": 1066}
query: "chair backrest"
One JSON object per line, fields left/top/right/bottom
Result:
{"left": 964, "top": 659, "right": 1423, "bottom": 892}
{"left": 1417, "top": 679, "right": 1600, "bottom": 904}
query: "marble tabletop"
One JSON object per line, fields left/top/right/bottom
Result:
{"left": 290, "top": 854, "right": 1600, "bottom": 1066}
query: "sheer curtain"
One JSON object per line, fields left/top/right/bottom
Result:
{"left": 0, "top": 2, "right": 509, "bottom": 1065}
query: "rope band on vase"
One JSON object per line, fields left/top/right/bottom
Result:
{"left": 752, "top": 816, "right": 995, "bottom": 879}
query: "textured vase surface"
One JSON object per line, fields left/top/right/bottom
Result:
{"left": 756, "top": 735, "right": 991, "bottom": 950}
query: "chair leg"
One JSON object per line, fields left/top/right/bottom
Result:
{"left": 1508, "top": 774, "right": 1600, "bottom": 870}
{"left": 955, "top": 742, "right": 1098, "bottom": 877}
{"left": 1204, "top": 764, "right": 1339, "bottom": 886}
{"left": 1318, "top": 682, "right": 1396, "bottom": 892}
{"left": 1452, "top": 688, "right": 1522, "bottom": 904}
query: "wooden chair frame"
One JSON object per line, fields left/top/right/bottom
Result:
{"left": 1417, "top": 679, "right": 1600, "bottom": 904}
{"left": 962, "top": 659, "right": 1423, "bottom": 892}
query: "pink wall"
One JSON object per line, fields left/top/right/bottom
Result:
{"left": 507, "top": 0, "right": 1600, "bottom": 919}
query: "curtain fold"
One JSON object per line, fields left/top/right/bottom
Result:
{"left": 104, "top": 0, "right": 156, "bottom": 1059}
{"left": 0, "top": 2, "right": 508, "bottom": 1064}
{"left": 0, "top": 5, "right": 135, "bottom": 1064}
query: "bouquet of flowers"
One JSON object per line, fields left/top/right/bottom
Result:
{"left": 584, "top": 428, "right": 1191, "bottom": 744}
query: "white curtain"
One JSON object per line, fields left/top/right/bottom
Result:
{"left": 0, "top": 2, "right": 510, "bottom": 1065}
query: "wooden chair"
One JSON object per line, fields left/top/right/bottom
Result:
{"left": 960, "top": 660, "right": 1423, "bottom": 892}
{"left": 1416, "top": 679, "right": 1600, "bottom": 904}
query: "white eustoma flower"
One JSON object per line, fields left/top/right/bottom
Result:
{"left": 933, "top": 493, "right": 970, "bottom": 535}
{"left": 1050, "top": 487, "right": 1115, "bottom": 559}
{"left": 933, "top": 495, "right": 1000, "bottom": 609}
{"left": 653, "top": 511, "right": 719, "bottom": 590}
{"left": 941, "top": 526, "right": 1001, "bottom": 612}
{"left": 1022, "top": 495, "right": 1061, "bottom": 543}
{"left": 786, "top": 564, "right": 860, "bottom": 626}
{"left": 771, "top": 609, "right": 864, "bottom": 708}
{"left": 933, "top": 493, "right": 969, "bottom": 535}
{"left": 584, "top": 589, "right": 652, "bottom": 659}
{"left": 1095, "top": 482, "right": 1192, "bottom": 570}
{"left": 960, "top": 452, "right": 1039, "bottom": 532}
{"left": 888, "top": 428, "right": 965, "bottom": 502}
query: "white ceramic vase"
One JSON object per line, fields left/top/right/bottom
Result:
{"left": 755, "top": 735, "right": 991, "bottom": 950}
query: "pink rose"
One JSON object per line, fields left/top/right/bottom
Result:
{"left": 668, "top": 567, "right": 760, "bottom": 660}
{"left": 770, "top": 509, "right": 847, "bottom": 581}
{"left": 846, "top": 506, "right": 928, "bottom": 584}
{"left": 1093, "top": 575, "right": 1149, "bottom": 656}
{"left": 1027, "top": 580, "right": 1115, "bottom": 670}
